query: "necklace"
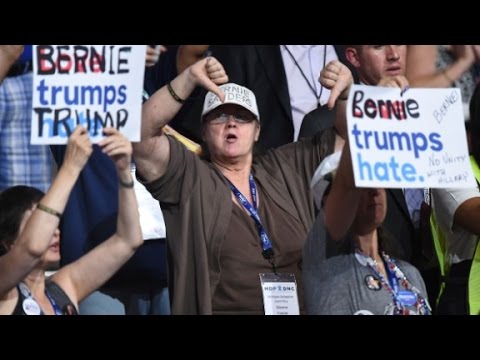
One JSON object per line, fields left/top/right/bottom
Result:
{"left": 283, "top": 45, "right": 327, "bottom": 108}
{"left": 356, "top": 250, "right": 431, "bottom": 315}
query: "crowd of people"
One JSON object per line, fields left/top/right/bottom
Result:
{"left": 1, "top": 44, "right": 479, "bottom": 315}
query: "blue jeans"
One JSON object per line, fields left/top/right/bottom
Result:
{"left": 125, "top": 287, "right": 170, "bottom": 315}
{"left": 79, "top": 290, "right": 126, "bottom": 315}
{"left": 79, "top": 287, "right": 170, "bottom": 315}
{"left": 78, "top": 239, "right": 170, "bottom": 315}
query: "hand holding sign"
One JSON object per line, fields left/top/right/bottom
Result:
{"left": 99, "top": 127, "right": 132, "bottom": 172}
{"left": 319, "top": 60, "right": 353, "bottom": 110}
{"left": 31, "top": 45, "right": 146, "bottom": 145}
{"left": 62, "top": 126, "right": 93, "bottom": 176}
{"left": 377, "top": 75, "right": 409, "bottom": 89}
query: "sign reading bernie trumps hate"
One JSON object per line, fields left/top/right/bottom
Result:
{"left": 31, "top": 45, "right": 146, "bottom": 144}
{"left": 347, "top": 84, "right": 475, "bottom": 189}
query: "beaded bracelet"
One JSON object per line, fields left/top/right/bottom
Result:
{"left": 37, "top": 203, "right": 62, "bottom": 219}
{"left": 167, "top": 82, "right": 185, "bottom": 104}
{"left": 119, "top": 177, "right": 135, "bottom": 188}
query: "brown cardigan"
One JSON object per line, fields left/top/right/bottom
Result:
{"left": 141, "top": 129, "right": 334, "bottom": 314}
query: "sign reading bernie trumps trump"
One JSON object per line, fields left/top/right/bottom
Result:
{"left": 31, "top": 45, "right": 146, "bottom": 144}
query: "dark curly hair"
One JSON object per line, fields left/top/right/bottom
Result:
{"left": 0, "top": 186, "right": 44, "bottom": 256}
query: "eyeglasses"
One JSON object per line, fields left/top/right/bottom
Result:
{"left": 206, "top": 112, "right": 257, "bottom": 125}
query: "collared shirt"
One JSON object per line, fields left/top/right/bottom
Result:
{"left": 0, "top": 72, "right": 53, "bottom": 192}
{"left": 280, "top": 45, "right": 338, "bottom": 141}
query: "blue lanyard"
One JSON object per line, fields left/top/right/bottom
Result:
{"left": 227, "top": 174, "right": 276, "bottom": 272}
{"left": 45, "top": 289, "right": 63, "bottom": 315}
{"left": 384, "top": 258, "right": 399, "bottom": 294}
{"left": 19, "top": 282, "right": 63, "bottom": 315}
{"left": 361, "top": 253, "right": 403, "bottom": 313}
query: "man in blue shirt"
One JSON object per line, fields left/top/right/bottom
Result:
{"left": 1, "top": 45, "right": 54, "bottom": 193}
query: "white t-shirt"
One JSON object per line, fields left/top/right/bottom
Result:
{"left": 131, "top": 163, "right": 166, "bottom": 240}
{"left": 432, "top": 186, "right": 480, "bottom": 264}
{"left": 280, "top": 45, "right": 338, "bottom": 141}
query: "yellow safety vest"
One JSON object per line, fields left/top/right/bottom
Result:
{"left": 468, "top": 156, "right": 480, "bottom": 315}
{"left": 431, "top": 155, "right": 480, "bottom": 314}
{"left": 430, "top": 208, "right": 448, "bottom": 305}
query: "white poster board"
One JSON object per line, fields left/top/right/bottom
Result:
{"left": 347, "top": 84, "right": 475, "bottom": 188}
{"left": 31, "top": 45, "right": 146, "bottom": 144}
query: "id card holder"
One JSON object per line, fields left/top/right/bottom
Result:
{"left": 397, "top": 290, "right": 417, "bottom": 307}
{"left": 259, "top": 273, "right": 300, "bottom": 315}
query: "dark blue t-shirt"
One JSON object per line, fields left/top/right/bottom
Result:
{"left": 50, "top": 145, "right": 167, "bottom": 290}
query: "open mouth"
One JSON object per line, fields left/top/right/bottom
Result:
{"left": 225, "top": 134, "right": 238, "bottom": 143}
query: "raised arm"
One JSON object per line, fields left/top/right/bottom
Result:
{"left": 317, "top": 60, "right": 358, "bottom": 239}
{"left": 134, "top": 56, "right": 228, "bottom": 183}
{"left": 406, "top": 45, "right": 475, "bottom": 88}
{"left": 322, "top": 139, "right": 363, "bottom": 241}
{"left": 0, "top": 126, "right": 92, "bottom": 298}
{"left": 52, "top": 128, "right": 142, "bottom": 304}
{"left": 145, "top": 45, "right": 167, "bottom": 67}
{"left": 319, "top": 60, "right": 353, "bottom": 139}
{"left": 320, "top": 60, "right": 353, "bottom": 110}
{"left": 320, "top": 63, "right": 406, "bottom": 241}
{"left": 0, "top": 45, "right": 24, "bottom": 82}
{"left": 176, "top": 45, "right": 210, "bottom": 74}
